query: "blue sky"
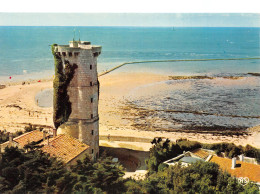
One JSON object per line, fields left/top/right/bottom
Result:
{"left": 0, "top": 13, "right": 259, "bottom": 27}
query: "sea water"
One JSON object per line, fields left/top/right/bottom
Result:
{"left": 0, "top": 26, "right": 259, "bottom": 78}
{"left": 1, "top": 26, "right": 259, "bottom": 129}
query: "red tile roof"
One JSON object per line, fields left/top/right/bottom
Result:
{"left": 14, "top": 130, "right": 46, "bottom": 147}
{"left": 41, "top": 134, "right": 89, "bottom": 164}
{"left": 210, "top": 156, "right": 260, "bottom": 183}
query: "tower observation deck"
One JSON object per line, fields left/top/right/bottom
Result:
{"left": 52, "top": 41, "right": 101, "bottom": 160}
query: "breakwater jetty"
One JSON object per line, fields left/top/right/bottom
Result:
{"left": 98, "top": 57, "right": 260, "bottom": 77}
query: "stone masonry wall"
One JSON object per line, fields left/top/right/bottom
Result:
{"left": 56, "top": 42, "right": 101, "bottom": 160}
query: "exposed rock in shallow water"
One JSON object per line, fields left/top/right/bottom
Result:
{"left": 248, "top": 72, "right": 260, "bottom": 76}
{"left": 169, "top": 76, "right": 213, "bottom": 80}
{"left": 168, "top": 75, "right": 244, "bottom": 80}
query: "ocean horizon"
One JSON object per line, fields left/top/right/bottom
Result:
{"left": 0, "top": 26, "right": 259, "bottom": 81}
{"left": 1, "top": 26, "right": 260, "bottom": 129}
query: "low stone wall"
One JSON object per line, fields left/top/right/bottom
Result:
{"left": 100, "top": 135, "right": 153, "bottom": 143}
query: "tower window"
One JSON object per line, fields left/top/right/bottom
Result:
{"left": 91, "top": 98, "right": 93, "bottom": 103}
{"left": 92, "top": 149, "right": 94, "bottom": 154}
{"left": 91, "top": 114, "right": 93, "bottom": 119}
{"left": 90, "top": 64, "right": 92, "bottom": 70}
{"left": 93, "top": 52, "right": 99, "bottom": 57}
{"left": 74, "top": 52, "right": 79, "bottom": 57}
{"left": 90, "top": 82, "right": 93, "bottom": 86}
{"left": 68, "top": 52, "right": 72, "bottom": 57}
{"left": 62, "top": 52, "right": 66, "bottom": 56}
{"left": 91, "top": 130, "right": 94, "bottom": 135}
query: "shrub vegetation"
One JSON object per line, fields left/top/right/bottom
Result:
{"left": 51, "top": 44, "right": 77, "bottom": 129}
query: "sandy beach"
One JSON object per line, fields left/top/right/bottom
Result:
{"left": 0, "top": 80, "right": 53, "bottom": 132}
{"left": 0, "top": 72, "right": 259, "bottom": 149}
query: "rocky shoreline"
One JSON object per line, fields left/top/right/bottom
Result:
{"left": 0, "top": 72, "right": 259, "bottom": 148}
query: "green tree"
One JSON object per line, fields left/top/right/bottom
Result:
{"left": 71, "top": 154, "right": 125, "bottom": 193}
{"left": 243, "top": 182, "right": 260, "bottom": 194}
{"left": 124, "top": 179, "right": 145, "bottom": 194}
{"left": 0, "top": 146, "right": 75, "bottom": 193}
{"left": 146, "top": 138, "right": 182, "bottom": 174}
{"left": 91, "top": 156, "right": 125, "bottom": 193}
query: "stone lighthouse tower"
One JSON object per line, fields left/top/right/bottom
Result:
{"left": 52, "top": 41, "right": 101, "bottom": 160}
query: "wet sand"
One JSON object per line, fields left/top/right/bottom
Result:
{"left": 0, "top": 72, "right": 259, "bottom": 148}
